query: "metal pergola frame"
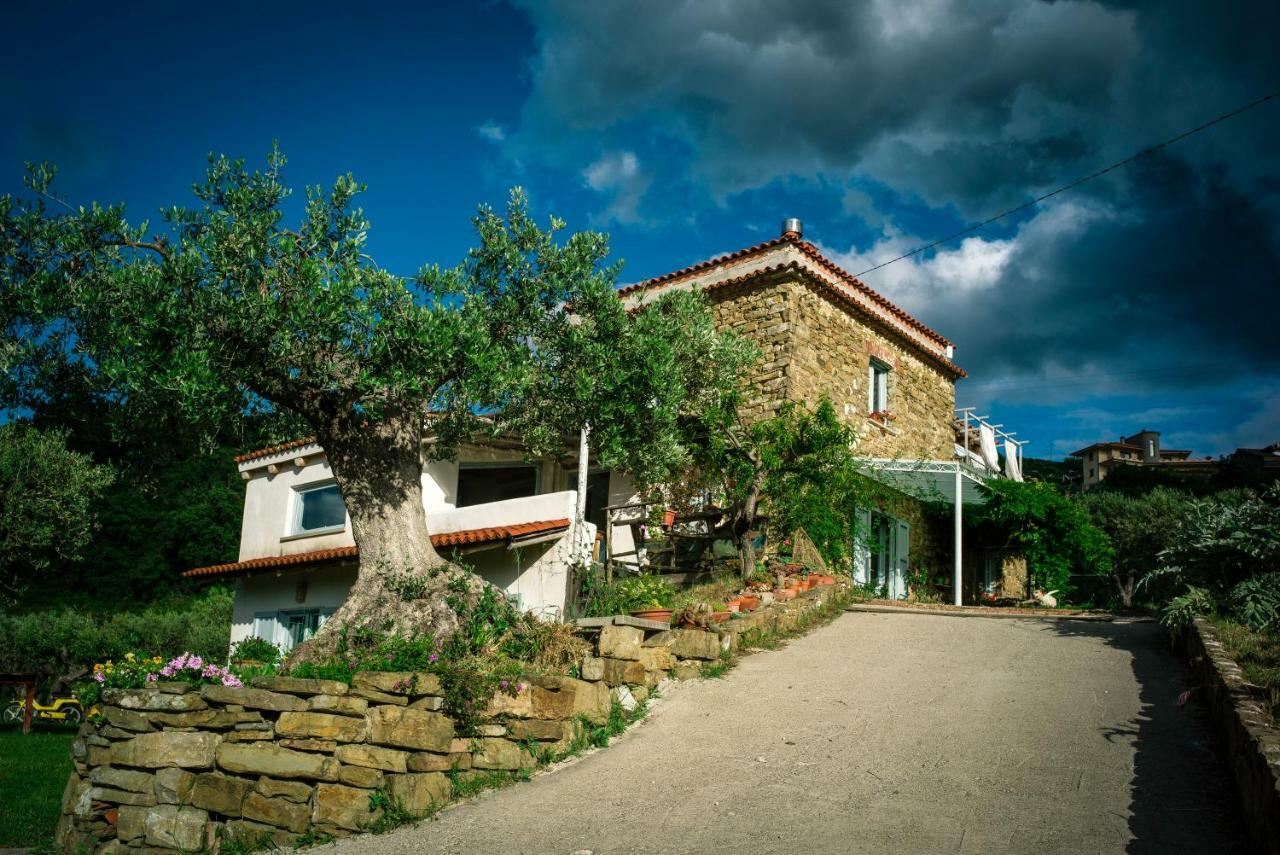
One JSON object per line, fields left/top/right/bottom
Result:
{"left": 854, "top": 457, "right": 992, "bottom": 606}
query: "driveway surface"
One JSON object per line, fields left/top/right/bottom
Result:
{"left": 323, "top": 611, "right": 1249, "bottom": 855}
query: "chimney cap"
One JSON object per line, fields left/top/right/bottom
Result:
{"left": 781, "top": 217, "right": 803, "bottom": 239}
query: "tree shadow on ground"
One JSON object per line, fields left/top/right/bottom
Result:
{"left": 1038, "top": 618, "right": 1253, "bottom": 854}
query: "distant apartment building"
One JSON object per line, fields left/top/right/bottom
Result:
{"left": 1071, "top": 429, "right": 1216, "bottom": 489}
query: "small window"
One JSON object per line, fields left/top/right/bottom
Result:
{"left": 293, "top": 483, "right": 345, "bottom": 534}
{"left": 457, "top": 464, "right": 539, "bottom": 508}
{"left": 867, "top": 359, "right": 890, "bottom": 414}
{"left": 254, "top": 609, "right": 331, "bottom": 652}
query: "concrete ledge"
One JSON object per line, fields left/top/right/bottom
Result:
{"left": 844, "top": 602, "right": 1117, "bottom": 621}
{"left": 573, "top": 615, "right": 673, "bottom": 632}
{"left": 1182, "top": 618, "right": 1280, "bottom": 855}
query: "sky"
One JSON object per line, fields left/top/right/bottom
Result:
{"left": 3, "top": 0, "right": 1278, "bottom": 459}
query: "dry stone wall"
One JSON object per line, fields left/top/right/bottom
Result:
{"left": 55, "top": 587, "right": 848, "bottom": 854}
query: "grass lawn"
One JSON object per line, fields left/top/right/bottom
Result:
{"left": 0, "top": 725, "right": 75, "bottom": 848}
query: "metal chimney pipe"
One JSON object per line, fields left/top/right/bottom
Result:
{"left": 781, "top": 218, "right": 803, "bottom": 239}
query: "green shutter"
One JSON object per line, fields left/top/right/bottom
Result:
{"left": 893, "top": 518, "right": 911, "bottom": 599}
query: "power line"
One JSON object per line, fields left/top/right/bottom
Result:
{"left": 852, "top": 88, "right": 1280, "bottom": 279}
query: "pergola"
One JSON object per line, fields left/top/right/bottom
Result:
{"left": 854, "top": 457, "right": 993, "bottom": 605}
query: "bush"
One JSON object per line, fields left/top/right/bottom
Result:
{"left": 229, "top": 636, "right": 283, "bottom": 665}
{"left": 1083, "top": 487, "right": 1192, "bottom": 607}
{"left": 576, "top": 572, "right": 676, "bottom": 617}
{"left": 0, "top": 587, "right": 233, "bottom": 682}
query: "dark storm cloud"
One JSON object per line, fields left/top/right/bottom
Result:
{"left": 508, "top": 0, "right": 1280, "bottom": 447}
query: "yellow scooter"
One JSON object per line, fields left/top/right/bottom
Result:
{"left": 3, "top": 696, "right": 86, "bottom": 726}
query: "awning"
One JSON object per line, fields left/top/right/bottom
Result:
{"left": 183, "top": 518, "right": 571, "bottom": 579}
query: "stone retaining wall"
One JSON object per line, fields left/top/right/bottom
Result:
{"left": 56, "top": 585, "right": 848, "bottom": 853}
{"left": 1182, "top": 618, "right": 1280, "bottom": 855}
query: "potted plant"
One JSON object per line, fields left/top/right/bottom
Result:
{"left": 738, "top": 593, "right": 760, "bottom": 611}
{"left": 725, "top": 597, "right": 742, "bottom": 613}
{"left": 630, "top": 599, "right": 674, "bottom": 622}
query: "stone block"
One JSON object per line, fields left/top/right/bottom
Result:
{"left": 103, "top": 707, "right": 154, "bottom": 733}
{"left": 631, "top": 685, "right": 649, "bottom": 704}
{"left": 338, "top": 764, "right": 384, "bottom": 789}
{"left": 111, "top": 732, "right": 219, "bottom": 770}
{"left": 201, "top": 685, "right": 308, "bottom": 712}
{"left": 334, "top": 744, "right": 409, "bottom": 772}
{"left": 312, "top": 783, "right": 379, "bottom": 831}
{"left": 367, "top": 705, "right": 454, "bottom": 753}
{"left": 597, "top": 625, "right": 644, "bottom": 660}
{"left": 242, "top": 791, "right": 311, "bottom": 833}
{"left": 579, "top": 656, "right": 605, "bottom": 682}
{"left": 611, "top": 686, "right": 637, "bottom": 713}
{"left": 223, "top": 818, "right": 298, "bottom": 848}
{"left": 485, "top": 686, "right": 535, "bottom": 718}
{"left": 673, "top": 662, "right": 702, "bottom": 680}
{"left": 189, "top": 772, "right": 250, "bottom": 816}
{"left": 226, "top": 730, "right": 275, "bottom": 743}
{"left": 88, "top": 786, "right": 156, "bottom": 806}
{"left": 308, "top": 694, "right": 368, "bottom": 717}
{"left": 147, "top": 709, "right": 241, "bottom": 729}
{"left": 255, "top": 777, "right": 313, "bottom": 804}
{"left": 278, "top": 738, "right": 338, "bottom": 754}
{"left": 216, "top": 743, "right": 339, "bottom": 781}
{"left": 406, "top": 752, "right": 468, "bottom": 772}
{"left": 530, "top": 675, "right": 611, "bottom": 725}
{"left": 642, "top": 630, "right": 675, "bottom": 648}
{"left": 637, "top": 646, "right": 676, "bottom": 672}
{"left": 351, "top": 671, "right": 443, "bottom": 696}
{"left": 505, "top": 719, "right": 569, "bottom": 742}
{"left": 470, "top": 738, "right": 535, "bottom": 771}
{"left": 153, "top": 768, "right": 195, "bottom": 805}
{"left": 275, "top": 711, "right": 367, "bottom": 742}
{"left": 601, "top": 658, "right": 646, "bottom": 687}
{"left": 669, "top": 629, "right": 720, "bottom": 660}
{"left": 106, "top": 689, "right": 207, "bottom": 713}
{"left": 349, "top": 688, "right": 407, "bottom": 705}
{"left": 89, "top": 766, "right": 155, "bottom": 794}
{"left": 115, "top": 805, "right": 148, "bottom": 842}
{"left": 386, "top": 772, "right": 450, "bottom": 814}
{"left": 143, "top": 804, "right": 208, "bottom": 850}
{"left": 408, "top": 695, "right": 444, "bottom": 711}
{"left": 250, "top": 676, "right": 348, "bottom": 696}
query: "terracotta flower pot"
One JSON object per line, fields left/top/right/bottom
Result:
{"left": 630, "top": 608, "right": 673, "bottom": 623}
{"left": 739, "top": 595, "right": 760, "bottom": 611}
{"left": 786, "top": 562, "right": 803, "bottom": 573}
{"left": 725, "top": 599, "right": 741, "bottom": 613}
{"left": 774, "top": 588, "right": 796, "bottom": 601}
{"left": 662, "top": 509, "right": 677, "bottom": 526}
{"left": 711, "top": 611, "right": 732, "bottom": 623}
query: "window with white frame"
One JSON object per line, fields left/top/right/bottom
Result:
{"left": 292, "top": 482, "right": 345, "bottom": 535}
{"left": 867, "top": 359, "right": 890, "bottom": 414}
{"left": 252, "top": 608, "right": 333, "bottom": 652}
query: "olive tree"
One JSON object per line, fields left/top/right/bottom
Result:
{"left": 1, "top": 149, "right": 748, "bottom": 661}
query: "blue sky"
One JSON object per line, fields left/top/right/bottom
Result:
{"left": 4, "top": 1, "right": 1278, "bottom": 459}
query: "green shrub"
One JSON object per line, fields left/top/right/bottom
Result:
{"left": 0, "top": 587, "right": 233, "bottom": 681}
{"left": 230, "top": 636, "right": 283, "bottom": 665}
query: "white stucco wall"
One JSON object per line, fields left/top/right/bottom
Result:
{"left": 229, "top": 562, "right": 356, "bottom": 649}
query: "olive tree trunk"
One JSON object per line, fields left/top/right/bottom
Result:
{"left": 285, "top": 406, "right": 492, "bottom": 667}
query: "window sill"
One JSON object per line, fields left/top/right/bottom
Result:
{"left": 866, "top": 417, "right": 901, "bottom": 436}
{"left": 281, "top": 525, "right": 346, "bottom": 543}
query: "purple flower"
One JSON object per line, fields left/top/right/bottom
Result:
{"left": 516, "top": 682, "right": 527, "bottom": 694}
{"left": 498, "top": 680, "right": 509, "bottom": 689}
{"left": 428, "top": 654, "right": 439, "bottom": 663}
{"left": 222, "top": 674, "right": 242, "bottom": 687}
{"left": 187, "top": 655, "right": 203, "bottom": 670}
{"left": 146, "top": 674, "right": 158, "bottom": 683}
{"left": 94, "top": 672, "right": 105, "bottom": 683}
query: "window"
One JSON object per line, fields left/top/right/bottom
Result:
{"left": 456, "top": 464, "right": 539, "bottom": 508}
{"left": 867, "top": 359, "right": 890, "bottom": 414}
{"left": 252, "top": 608, "right": 332, "bottom": 652}
{"left": 292, "top": 482, "right": 345, "bottom": 535}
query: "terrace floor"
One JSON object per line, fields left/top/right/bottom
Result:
{"left": 323, "top": 611, "right": 1250, "bottom": 854}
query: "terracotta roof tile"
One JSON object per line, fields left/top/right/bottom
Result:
{"left": 234, "top": 437, "right": 319, "bottom": 464}
{"left": 182, "top": 519, "right": 571, "bottom": 579}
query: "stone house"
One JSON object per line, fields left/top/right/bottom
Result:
{"left": 619, "top": 219, "right": 1001, "bottom": 602}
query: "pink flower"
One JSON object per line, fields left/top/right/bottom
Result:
{"left": 146, "top": 674, "right": 158, "bottom": 682}
{"left": 428, "top": 653, "right": 439, "bottom": 663}
{"left": 498, "top": 680, "right": 509, "bottom": 689}
{"left": 222, "top": 674, "right": 242, "bottom": 687}
{"left": 187, "top": 655, "right": 203, "bottom": 670}
{"left": 94, "top": 672, "right": 105, "bottom": 683}
{"left": 516, "top": 682, "right": 527, "bottom": 694}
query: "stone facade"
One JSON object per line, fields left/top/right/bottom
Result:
{"left": 709, "top": 273, "right": 957, "bottom": 460}
{"left": 55, "top": 587, "right": 847, "bottom": 854}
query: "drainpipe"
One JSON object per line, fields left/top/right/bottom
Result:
{"left": 953, "top": 464, "right": 963, "bottom": 606}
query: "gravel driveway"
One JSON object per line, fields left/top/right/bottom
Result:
{"left": 319, "top": 611, "right": 1249, "bottom": 855}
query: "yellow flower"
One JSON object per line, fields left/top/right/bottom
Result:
{"left": 125, "top": 652, "right": 136, "bottom": 661}
{"left": 93, "top": 664, "right": 104, "bottom": 672}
